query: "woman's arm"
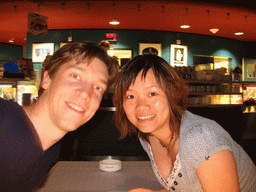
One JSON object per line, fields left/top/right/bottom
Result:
{"left": 128, "top": 188, "right": 167, "bottom": 192}
{"left": 196, "top": 149, "right": 240, "bottom": 192}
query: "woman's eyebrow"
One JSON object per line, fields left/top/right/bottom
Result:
{"left": 146, "top": 84, "right": 160, "bottom": 89}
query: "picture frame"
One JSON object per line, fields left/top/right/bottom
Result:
{"left": 139, "top": 43, "right": 162, "bottom": 57}
{"left": 60, "top": 42, "right": 69, "bottom": 48}
{"left": 107, "top": 49, "right": 132, "bottom": 67}
{"left": 170, "top": 44, "right": 188, "bottom": 66}
{"left": 32, "top": 43, "right": 54, "bottom": 63}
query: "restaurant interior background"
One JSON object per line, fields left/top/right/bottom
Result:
{"left": 0, "top": 0, "right": 256, "bottom": 163}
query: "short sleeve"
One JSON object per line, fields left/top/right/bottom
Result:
{"left": 181, "top": 123, "right": 233, "bottom": 170}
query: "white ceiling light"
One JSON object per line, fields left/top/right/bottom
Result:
{"left": 234, "top": 32, "right": 244, "bottom": 35}
{"left": 109, "top": 18, "right": 120, "bottom": 25}
{"left": 209, "top": 28, "right": 219, "bottom": 34}
{"left": 180, "top": 25, "right": 190, "bottom": 29}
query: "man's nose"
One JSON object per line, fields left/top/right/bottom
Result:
{"left": 76, "top": 85, "right": 92, "bottom": 101}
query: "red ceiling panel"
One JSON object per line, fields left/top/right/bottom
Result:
{"left": 0, "top": 0, "right": 255, "bottom": 46}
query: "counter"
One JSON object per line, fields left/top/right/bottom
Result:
{"left": 37, "top": 161, "right": 162, "bottom": 192}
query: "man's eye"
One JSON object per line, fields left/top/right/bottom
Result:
{"left": 94, "top": 86, "right": 103, "bottom": 92}
{"left": 71, "top": 73, "right": 80, "bottom": 80}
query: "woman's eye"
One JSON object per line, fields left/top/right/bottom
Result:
{"left": 127, "top": 95, "right": 135, "bottom": 99}
{"left": 149, "top": 92, "right": 157, "bottom": 97}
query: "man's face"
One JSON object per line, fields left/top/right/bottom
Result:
{"left": 41, "top": 57, "right": 109, "bottom": 134}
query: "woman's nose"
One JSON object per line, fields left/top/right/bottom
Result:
{"left": 136, "top": 97, "right": 149, "bottom": 109}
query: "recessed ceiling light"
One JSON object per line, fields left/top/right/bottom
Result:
{"left": 209, "top": 28, "right": 219, "bottom": 34}
{"left": 9, "top": 38, "right": 14, "bottom": 43}
{"left": 234, "top": 32, "right": 244, "bottom": 35}
{"left": 109, "top": 18, "right": 120, "bottom": 25}
{"left": 180, "top": 25, "right": 190, "bottom": 29}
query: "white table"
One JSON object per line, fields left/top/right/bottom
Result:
{"left": 37, "top": 161, "right": 162, "bottom": 192}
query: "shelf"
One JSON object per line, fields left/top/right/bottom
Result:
{"left": 0, "top": 78, "right": 37, "bottom": 84}
{"left": 186, "top": 80, "right": 238, "bottom": 84}
{"left": 189, "top": 92, "right": 242, "bottom": 96}
{"left": 189, "top": 104, "right": 243, "bottom": 108}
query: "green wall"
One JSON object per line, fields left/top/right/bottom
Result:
{"left": 26, "top": 29, "right": 255, "bottom": 77}
{"left": 0, "top": 42, "right": 23, "bottom": 64}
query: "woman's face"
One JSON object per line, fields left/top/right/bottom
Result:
{"left": 123, "top": 69, "right": 171, "bottom": 137}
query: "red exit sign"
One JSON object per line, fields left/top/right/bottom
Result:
{"left": 106, "top": 33, "right": 117, "bottom": 41}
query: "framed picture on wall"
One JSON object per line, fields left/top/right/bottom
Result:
{"left": 107, "top": 49, "right": 132, "bottom": 67}
{"left": 139, "top": 43, "right": 162, "bottom": 56}
{"left": 32, "top": 43, "right": 54, "bottom": 62}
{"left": 60, "top": 42, "right": 69, "bottom": 48}
{"left": 170, "top": 44, "right": 188, "bottom": 66}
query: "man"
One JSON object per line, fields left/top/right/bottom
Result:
{"left": 0, "top": 41, "right": 117, "bottom": 191}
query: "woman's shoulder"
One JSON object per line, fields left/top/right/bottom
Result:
{"left": 179, "top": 111, "right": 233, "bottom": 169}
{"left": 180, "top": 110, "right": 228, "bottom": 139}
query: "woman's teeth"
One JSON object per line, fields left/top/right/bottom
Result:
{"left": 137, "top": 115, "right": 156, "bottom": 120}
{"left": 67, "top": 102, "right": 84, "bottom": 112}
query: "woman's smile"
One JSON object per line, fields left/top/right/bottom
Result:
{"left": 137, "top": 114, "right": 156, "bottom": 120}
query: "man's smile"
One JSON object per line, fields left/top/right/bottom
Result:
{"left": 66, "top": 102, "right": 85, "bottom": 112}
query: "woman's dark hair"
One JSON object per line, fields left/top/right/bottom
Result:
{"left": 38, "top": 41, "right": 117, "bottom": 97}
{"left": 113, "top": 54, "right": 189, "bottom": 141}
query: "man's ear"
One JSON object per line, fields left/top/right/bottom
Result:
{"left": 41, "top": 70, "right": 51, "bottom": 90}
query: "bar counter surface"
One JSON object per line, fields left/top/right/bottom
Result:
{"left": 37, "top": 161, "right": 162, "bottom": 192}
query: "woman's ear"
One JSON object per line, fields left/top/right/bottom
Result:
{"left": 41, "top": 70, "right": 51, "bottom": 90}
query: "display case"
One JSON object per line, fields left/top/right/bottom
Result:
{"left": 187, "top": 81, "right": 243, "bottom": 107}
{"left": 242, "top": 81, "right": 256, "bottom": 113}
{"left": 0, "top": 79, "right": 38, "bottom": 106}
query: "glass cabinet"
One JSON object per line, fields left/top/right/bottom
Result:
{"left": 242, "top": 82, "right": 256, "bottom": 113}
{"left": 0, "top": 79, "right": 38, "bottom": 105}
{"left": 187, "top": 81, "right": 243, "bottom": 107}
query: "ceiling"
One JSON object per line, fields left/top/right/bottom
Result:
{"left": 1, "top": 0, "right": 256, "bottom": 47}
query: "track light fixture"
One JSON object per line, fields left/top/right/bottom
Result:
{"left": 87, "top": 3, "right": 91, "bottom": 11}
{"left": 138, "top": 4, "right": 141, "bottom": 11}
{"left": 62, "top": 3, "right": 65, "bottom": 10}
{"left": 227, "top": 13, "right": 230, "bottom": 19}
{"left": 161, "top": 6, "right": 165, "bottom": 13}
{"left": 207, "top": 10, "right": 210, "bottom": 16}
{"left": 14, "top": 5, "right": 17, "bottom": 12}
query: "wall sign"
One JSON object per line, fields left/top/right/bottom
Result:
{"left": 139, "top": 43, "right": 162, "bottom": 56}
{"left": 106, "top": 33, "right": 117, "bottom": 41}
{"left": 28, "top": 12, "right": 48, "bottom": 36}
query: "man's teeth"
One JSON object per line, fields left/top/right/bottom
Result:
{"left": 67, "top": 103, "right": 84, "bottom": 112}
{"left": 137, "top": 115, "right": 155, "bottom": 120}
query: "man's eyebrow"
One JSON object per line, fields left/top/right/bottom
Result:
{"left": 99, "top": 78, "right": 108, "bottom": 86}
{"left": 68, "top": 64, "right": 85, "bottom": 72}
{"left": 69, "top": 65, "right": 108, "bottom": 86}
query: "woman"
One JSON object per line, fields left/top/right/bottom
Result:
{"left": 113, "top": 54, "right": 256, "bottom": 192}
